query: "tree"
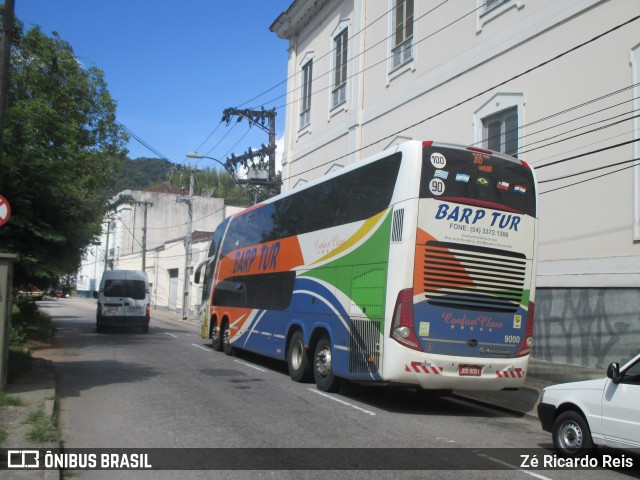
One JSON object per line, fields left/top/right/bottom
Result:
{"left": 0, "top": 18, "right": 128, "bottom": 287}
{"left": 164, "top": 166, "right": 256, "bottom": 207}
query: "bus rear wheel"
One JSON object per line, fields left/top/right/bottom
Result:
{"left": 287, "top": 330, "right": 312, "bottom": 382}
{"left": 313, "top": 334, "right": 341, "bottom": 392}
{"left": 222, "top": 321, "right": 234, "bottom": 356}
{"left": 211, "top": 323, "right": 223, "bottom": 352}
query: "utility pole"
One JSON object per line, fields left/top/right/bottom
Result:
{"left": 0, "top": 0, "right": 15, "bottom": 187}
{"left": 222, "top": 107, "right": 279, "bottom": 195}
{"left": 103, "top": 219, "right": 114, "bottom": 272}
{"left": 116, "top": 194, "right": 152, "bottom": 272}
{"left": 140, "top": 201, "right": 152, "bottom": 271}
{"left": 178, "top": 170, "right": 194, "bottom": 320}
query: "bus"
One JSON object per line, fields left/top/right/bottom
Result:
{"left": 195, "top": 140, "right": 538, "bottom": 393}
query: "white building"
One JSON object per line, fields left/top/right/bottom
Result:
{"left": 271, "top": 0, "right": 640, "bottom": 368}
{"left": 77, "top": 188, "right": 243, "bottom": 315}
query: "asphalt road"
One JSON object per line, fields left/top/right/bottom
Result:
{"left": 36, "top": 298, "right": 639, "bottom": 480}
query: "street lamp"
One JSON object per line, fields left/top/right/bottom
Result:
{"left": 186, "top": 152, "right": 232, "bottom": 174}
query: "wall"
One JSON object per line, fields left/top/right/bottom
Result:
{"left": 117, "top": 191, "right": 225, "bottom": 256}
{"left": 535, "top": 288, "right": 640, "bottom": 369}
{"left": 119, "top": 237, "right": 210, "bottom": 315}
{"left": 77, "top": 192, "right": 239, "bottom": 300}
{"left": 272, "top": 0, "right": 640, "bottom": 368}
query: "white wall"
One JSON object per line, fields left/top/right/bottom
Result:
{"left": 274, "top": 0, "right": 640, "bottom": 288}
{"left": 77, "top": 192, "right": 242, "bottom": 310}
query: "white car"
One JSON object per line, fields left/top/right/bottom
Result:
{"left": 537, "top": 352, "right": 640, "bottom": 457}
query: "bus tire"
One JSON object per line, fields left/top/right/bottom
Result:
{"left": 313, "top": 334, "right": 341, "bottom": 392}
{"left": 211, "top": 322, "right": 223, "bottom": 351}
{"left": 287, "top": 330, "right": 312, "bottom": 382}
{"left": 222, "top": 321, "right": 234, "bottom": 356}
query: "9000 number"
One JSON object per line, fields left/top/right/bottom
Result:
{"left": 504, "top": 335, "right": 521, "bottom": 344}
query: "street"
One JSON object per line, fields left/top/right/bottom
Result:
{"left": 37, "top": 298, "right": 639, "bottom": 479}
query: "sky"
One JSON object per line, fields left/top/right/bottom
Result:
{"left": 15, "top": 0, "right": 292, "bottom": 170}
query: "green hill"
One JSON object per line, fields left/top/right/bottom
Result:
{"left": 108, "top": 157, "right": 175, "bottom": 195}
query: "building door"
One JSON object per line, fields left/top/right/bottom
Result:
{"left": 168, "top": 268, "right": 179, "bottom": 311}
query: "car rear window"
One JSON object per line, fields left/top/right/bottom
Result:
{"left": 103, "top": 280, "right": 146, "bottom": 300}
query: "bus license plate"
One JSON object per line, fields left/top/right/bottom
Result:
{"left": 459, "top": 365, "right": 482, "bottom": 376}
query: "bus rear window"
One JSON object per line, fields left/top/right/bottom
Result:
{"left": 420, "top": 146, "right": 536, "bottom": 217}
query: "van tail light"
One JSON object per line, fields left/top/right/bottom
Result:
{"left": 146, "top": 304, "right": 151, "bottom": 317}
{"left": 391, "top": 288, "right": 422, "bottom": 351}
{"left": 97, "top": 303, "right": 102, "bottom": 317}
{"left": 515, "top": 302, "right": 535, "bottom": 357}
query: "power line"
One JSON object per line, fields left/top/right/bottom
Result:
{"left": 474, "top": 84, "right": 639, "bottom": 154}
{"left": 263, "top": 0, "right": 473, "bottom": 111}
{"left": 531, "top": 126, "right": 638, "bottom": 167}
{"left": 191, "top": 119, "right": 224, "bottom": 158}
{"left": 237, "top": 0, "right": 424, "bottom": 109}
{"left": 284, "top": 13, "right": 640, "bottom": 183}
{"left": 520, "top": 111, "right": 640, "bottom": 156}
{"left": 540, "top": 156, "right": 640, "bottom": 184}
{"left": 535, "top": 137, "right": 640, "bottom": 170}
{"left": 193, "top": 1, "right": 453, "bottom": 167}
{"left": 540, "top": 159, "right": 640, "bottom": 195}
{"left": 190, "top": 2, "right": 479, "bottom": 169}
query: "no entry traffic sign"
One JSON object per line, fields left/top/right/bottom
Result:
{"left": 0, "top": 195, "right": 11, "bottom": 227}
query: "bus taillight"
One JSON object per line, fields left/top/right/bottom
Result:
{"left": 515, "top": 302, "right": 535, "bottom": 357}
{"left": 467, "top": 146, "right": 493, "bottom": 155}
{"left": 391, "top": 288, "right": 422, "bottom": 351}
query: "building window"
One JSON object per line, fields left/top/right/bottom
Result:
{"left": 333, "top": 28, "right": 348, "bottom": 108}
{"left": 484, "top": 0, "right": 509, "bottom": 13}
{"left": 474, "top": 93, "right": 523, "bottom": 157}
{"left": 392, "top": 0, "right": 413, "bottom": 70}
{"left": 477, "top": 0, "right": 523, "bottom": 32}
{"left": 483, "top": 107, "right": 518, "bottom": 156}
{"left": 300, "top": 59, "right": 313, "bottom": 130}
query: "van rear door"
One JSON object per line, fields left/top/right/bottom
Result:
{"left": 102, "top": 278, "right": 147, "bottom": 317}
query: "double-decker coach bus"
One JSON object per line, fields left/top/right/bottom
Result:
{"left": 195, "top": 140, "right": 538, "bottom": 393}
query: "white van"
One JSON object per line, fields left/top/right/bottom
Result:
{"left": 95, "top": 270, "right": 151, "bottom": 333}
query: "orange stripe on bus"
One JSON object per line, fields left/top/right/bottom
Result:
{"left": 413, "top": 229, "right": 473, "bottom": 295}
{"left": 217, "top": 236, "right": 304, "bottom": 279}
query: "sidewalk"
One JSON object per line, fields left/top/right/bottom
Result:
{"left": 1, "top": 356, "right": 58, "bottom": 479}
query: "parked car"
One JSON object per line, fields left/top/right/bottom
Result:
{"left": 17, "top": 285, "right": 45, "bottom": 301}
{"left": 94, "top": 270, "right": 151, "bottom": 333}
{"left": 538, "top": 352, "right": 640, "bottom": 457}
